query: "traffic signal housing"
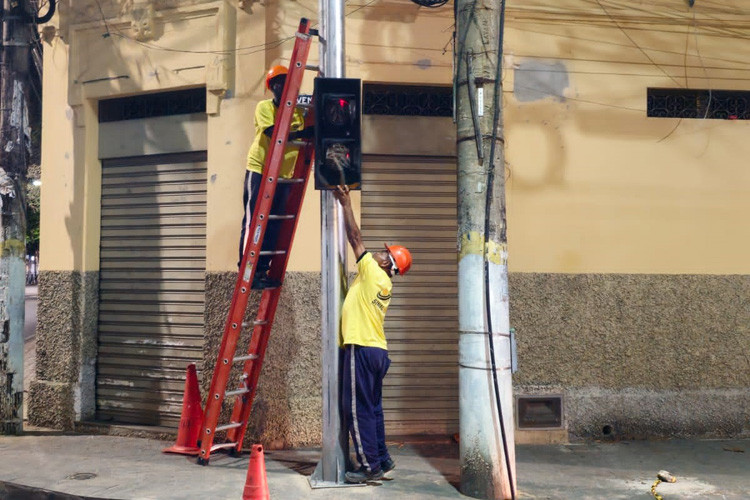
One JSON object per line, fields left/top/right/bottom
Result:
{"left": 313, "top": 77, "right": 362, "bottom": 190}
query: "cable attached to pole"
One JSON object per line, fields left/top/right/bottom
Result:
{"left": 482, "top": 0, "right": 515, "bottom": 498}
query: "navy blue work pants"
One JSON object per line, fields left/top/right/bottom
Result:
{"left": 238, "top": 170, "right": 290, "bottom": 269}
{"left": 341, "top": 345, "right": 391, "bottom": 473}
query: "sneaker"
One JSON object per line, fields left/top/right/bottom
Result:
{"left": 345, "top": 468, "right": 384, "bottom": 484}
{"left": 381, "top": 458, "right": 395, "bottom": 473}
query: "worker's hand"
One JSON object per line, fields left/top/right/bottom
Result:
{"left": 332, "top": 185, "right": 350, "bottom": 206}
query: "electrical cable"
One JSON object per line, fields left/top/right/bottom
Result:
{"left": 34, "top": 0, "right": 55, "bottom": 24}
{"left": 482, "top": 1, "right": 515, "bottom": 498}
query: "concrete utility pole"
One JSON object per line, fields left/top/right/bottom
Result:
{"left": 0, "top": 0, "right": 31, "bottom": 435}
{"left": 455, "top": 0, "right": 516, "bottom": 498}
{"left": 309, "top": 0, "right": 351, "bottom": 488}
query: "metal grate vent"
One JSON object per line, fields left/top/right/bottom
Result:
{"left": 516, "top": 395, "right": 563, "bottom": 429}
{"left": 363, "top": 83, "right": 452, "bottom": 117}
{"left": 99, "top": 87, "right": 206, "bottom": 123}
{"left": 647, "top": 88, "right": 750, "bottom": 120}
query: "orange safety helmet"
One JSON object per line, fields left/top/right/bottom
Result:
{"left": 385, "top": 244, "right": 412, "bottom": 276}
{"left": 265, "top": 65, "right": 288, "bottom": 90}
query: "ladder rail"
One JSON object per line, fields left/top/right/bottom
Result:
{"left": 197, "top": 17, "right": 314, "bottom": 464}
{"left": 225, "top": 144, "right": 315, "bottom": 450}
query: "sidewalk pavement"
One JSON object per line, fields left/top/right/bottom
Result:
{"left": 0, "top": 432, "right": 747, "bottom": 499}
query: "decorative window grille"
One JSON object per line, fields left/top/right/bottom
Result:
{"left": 99, "top": 87, "right": 206, "bottom": 122}
{"left": 647, "top": 88, "right": 750, "bottom": 120}
{"left": 363, "top": 83, "right": 452, "bottom": 117}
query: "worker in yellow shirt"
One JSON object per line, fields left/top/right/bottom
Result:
{"left": 332, "top": 185, "right": 412, "bottom": 484}
{"left": 240, "top": 64, "right": 314, "bottom": 289}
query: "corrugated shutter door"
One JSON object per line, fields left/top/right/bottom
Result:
{"left": 361, "top": 155, "right": 458, "bottom": 435}
{"left": 96, "top": 151, "right": 207, "bottom": 427}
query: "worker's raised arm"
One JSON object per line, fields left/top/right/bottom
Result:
{"left": 333, "top": 185, "right": 366, "bottom": 257}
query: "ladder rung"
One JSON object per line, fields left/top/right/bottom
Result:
{"left": 241, "top": 320, "right": 267, "bottom": 328}
{"left": 225, "top": 387, "right": 251, "bottom": 397}
{"left": 277, "top": 178, "right": 305, "bottom": 184}
{"left": 259, "top": 250, "right": 287, "bottom": 256}
{"left": 268, "top": 214, "right": 296, "bottom": 220}
{"left": 216, "top": 422, "right": 242, "bottom": 432}
{"left": 305, "top": 64, "right": 319, "bottom": 72}
{"left": 210, "top": 442, "right": 239, "bottom": 452}
{"left": 288, "top": 140, "right": 311, "bottom": 147}
{"left": 233, "top": 354, "right": 259, "bottom": 363}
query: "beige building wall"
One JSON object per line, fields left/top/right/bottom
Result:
{"left": 31, "top": 0, "right": 749, "bottom": 442}
{"left": 502, "top": 0, "right": 750, "bottom": 441}
{"left": 38, "top": 0, "right": 455, "bottom": 275}
{"left": 37, "top": 3, "right": 750, "bottom": 276}
{"left": 503, "top": 0, "right": 750, "bottom": 275}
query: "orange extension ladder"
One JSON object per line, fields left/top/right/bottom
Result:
{"left": 197, "top": 18, "right": 316, "bottom": 465}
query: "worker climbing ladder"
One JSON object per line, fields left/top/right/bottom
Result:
{"left": 197, "top": 18, "right": 316, "bottom": 465}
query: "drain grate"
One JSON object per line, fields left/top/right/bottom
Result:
{"left": 67, "top": 472, "right": 97, "bottom": 480}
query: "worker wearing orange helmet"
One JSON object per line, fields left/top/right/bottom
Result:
{"left": 240, "top": 65, "right": 314, "bottom": 288}
{"left": 332, "top": 184, "right": 412, "bottom": 484}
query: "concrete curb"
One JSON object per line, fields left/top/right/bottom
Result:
{"left": 0, "top": 481, "right": 104, "bottom": 500}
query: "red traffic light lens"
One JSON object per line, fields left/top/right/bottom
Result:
{"left": 324, "top": 96, "right": 355, "bottom": 127}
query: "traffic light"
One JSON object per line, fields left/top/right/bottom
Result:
{"left": 313, "top": 77, "right": 362, "bottom": 190}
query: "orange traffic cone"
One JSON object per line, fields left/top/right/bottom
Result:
{"left": 163, "top": 363, "right": 204, "bottom": 455}
{"left": 242, "top": 444, "right": 270, "bottom": 500}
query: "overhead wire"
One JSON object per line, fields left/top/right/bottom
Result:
{"left": 592, "top": 0, "right": 684, "bottom": 88}
{"left": 88, "top": 0, "right": 381, "bottom": 57}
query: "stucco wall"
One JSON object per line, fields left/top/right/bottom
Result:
{"left": 510, "top": 273, "right": 750, "bottom": 440}
{"left": 29, "top": 271, "right": 99, "bottom": 429}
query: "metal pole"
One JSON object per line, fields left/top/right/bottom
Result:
{"left": 309, "top": 0, "right": 353, "bottom": 488}
{"left": 456, "top": 0, "right": 516, "bottom": 497}
{"left": 0, "top": 0, "right": 30, "bottom": 435}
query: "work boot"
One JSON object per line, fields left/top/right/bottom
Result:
{"left": 381, "top": 457, "right": 396, "bottom": 473}
{"left": 345, "top": 467, "right": 384, "bottom": 484}
{"left": 251, "top": 271, "right": 281, "bottom": 290}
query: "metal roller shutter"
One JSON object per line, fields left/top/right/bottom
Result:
{"left": 361, "top": 154, "right": 458, "bottom": 435}
{"left": 96, "top": 151, "right": 207, "bottom": 427}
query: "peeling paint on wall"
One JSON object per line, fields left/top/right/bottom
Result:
{"left": 513, "top": 60, "right": 569, "bottom": 102}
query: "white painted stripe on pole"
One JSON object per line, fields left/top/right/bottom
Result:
{"left": 350, "top": 345, "right": 370, "bottom": 472}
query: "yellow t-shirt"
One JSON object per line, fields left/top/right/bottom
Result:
{"left": 341, "top": 252, "right": 393, "bottom": 350}
{"left": 246, "top": 99, "right": 305, "bottom": 179}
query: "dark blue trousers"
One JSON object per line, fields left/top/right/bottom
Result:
{"left": 341, "top": 345, "right": 391, "bottom": 473}
{"left": 238, "top": 170, "right": 290, "bottom": 268}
